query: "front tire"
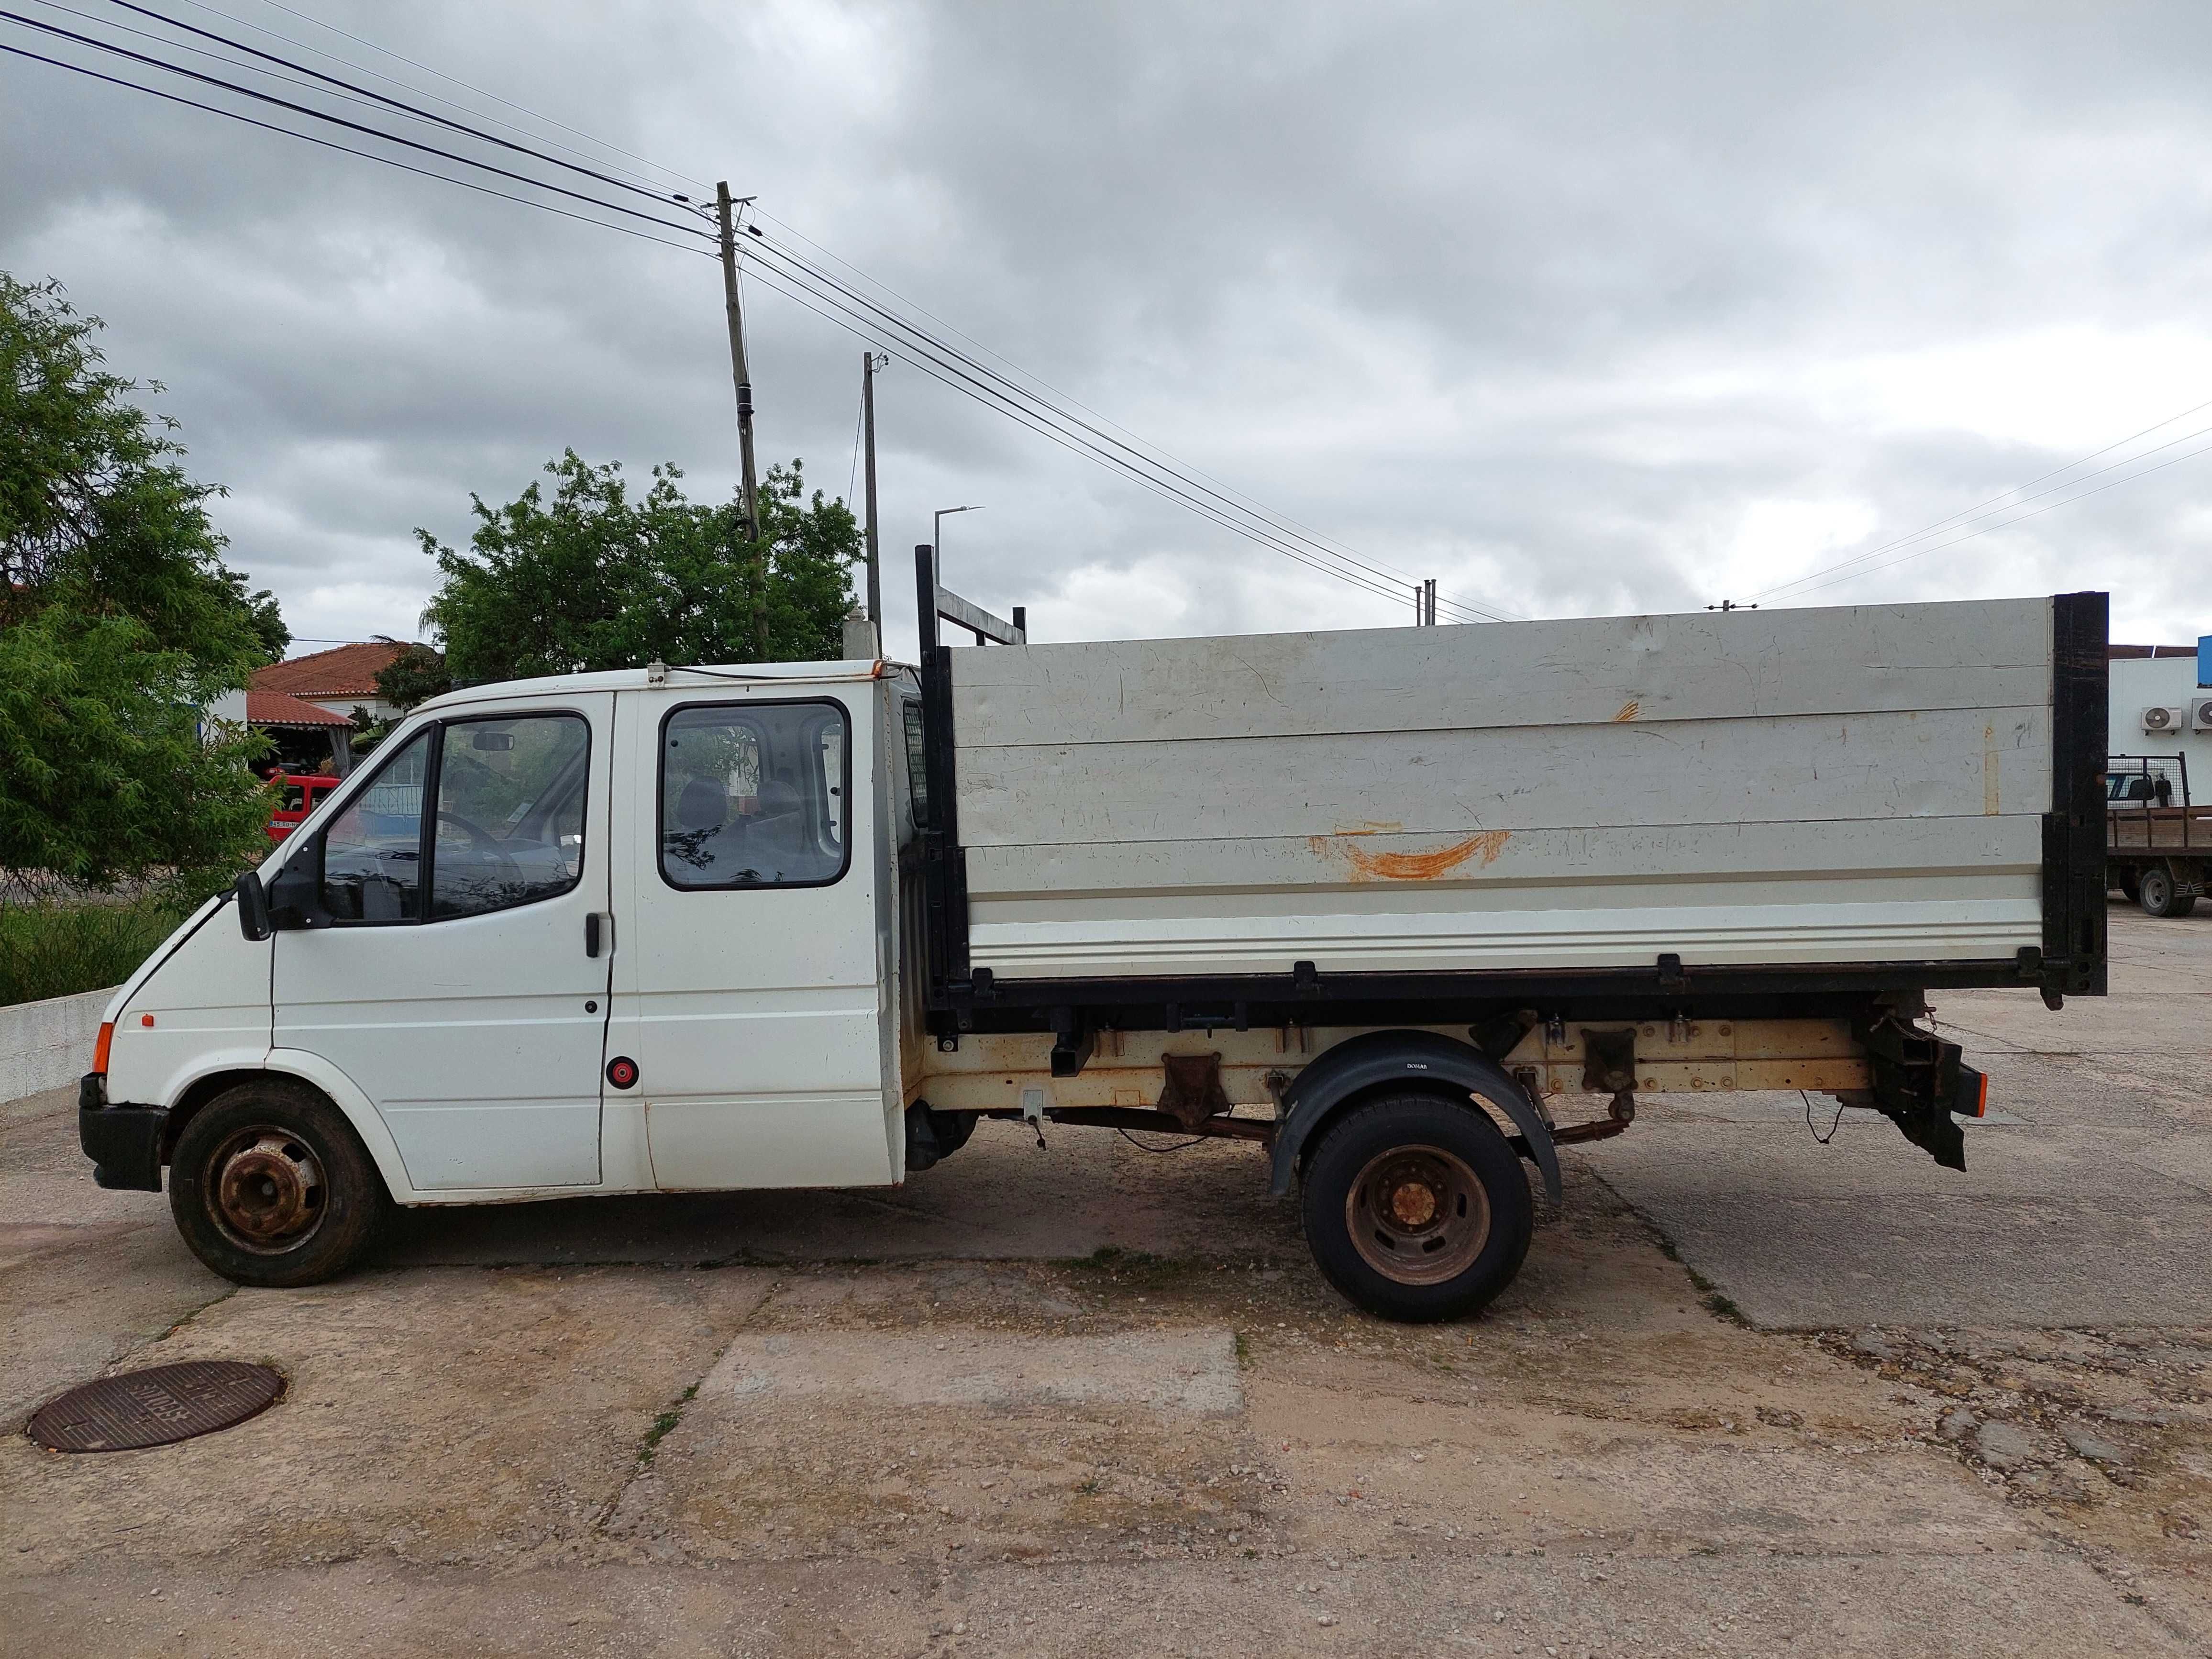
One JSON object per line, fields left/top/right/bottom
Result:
{"left": 169, "top": 1080, "right": 389, "bottom": 1287}
{"left": 1299, "top": 1092, "right": 1535, "bottom": 1323}
{"left": 2139, "top": 865, "right": 2197, "bottom": 918}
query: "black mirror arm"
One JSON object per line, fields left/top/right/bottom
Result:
{"left": 263, "top": 848, "right": 331, "bottom": 931}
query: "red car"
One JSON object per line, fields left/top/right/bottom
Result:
{"left": 265, "top": 772, "right": 342, "bottom": 841}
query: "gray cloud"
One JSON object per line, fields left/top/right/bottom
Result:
{"left": 7, "top": 0, "right": 2212, "bottom": 653}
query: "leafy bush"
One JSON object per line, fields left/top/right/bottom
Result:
{"left": 0, "top": 897, "right": 188, "bottom": 1007}
{"left": 1, "top": 272, "right": 284, "bottom": 899}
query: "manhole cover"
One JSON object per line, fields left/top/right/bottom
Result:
{"left": 26, "top": 1361, "right": 285, "bottom": 1452}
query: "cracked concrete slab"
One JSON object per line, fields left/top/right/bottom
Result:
{"left": 706, "top": 1327, "right": 1243, "bottom": 1414}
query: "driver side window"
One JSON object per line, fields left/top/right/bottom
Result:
{"left": 315, "top": 713, "right": 590, "bottom": 926}
{"left": 430, "top": 715, "right": 590, "bottom": 919}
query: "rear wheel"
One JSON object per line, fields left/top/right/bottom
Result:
{"left": 2139, "top": 865, "right": 2197, "bottom": 919}
{"left": 2117, "top": 866, "right": 2142, "bottom": 903}
{"left": 1299, "top": 1092, "right": 1534, "bottom": 1322}
{"left": 169, "top": 1080, "right": 389, "bottom": 1287}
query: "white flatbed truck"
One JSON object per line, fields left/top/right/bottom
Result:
{"left": 77, "top": 561, "right": 2109, "bottom": 1320}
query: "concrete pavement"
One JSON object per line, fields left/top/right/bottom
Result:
{"left": 1593, "top": 905, "right": 2212, "bottom": 1330}
{"left": 3, "top": 903, "right": 2207, "bottom": 1656}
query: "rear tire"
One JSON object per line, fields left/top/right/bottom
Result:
{"left": 2139, "top": 866, "right": 2196, "bottom": 918}
{"left": 2117, "top": 867, "right": 2141, "bottom": 903}
{"left": 1299, "top": 1092, "right": 1534, "bottom": 1323}
{"left": 169, "top": 1079, "right": 389, "bottom": 1287}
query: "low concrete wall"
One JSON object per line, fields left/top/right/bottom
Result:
{"left": 0, "top": 986, "right": 116, "bottom": 1103}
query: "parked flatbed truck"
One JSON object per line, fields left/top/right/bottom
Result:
{"left": 77, "top": 567, "right": 2109, "bottom": 1320}
{"left": 2106, "top": 752, "right": 2209, "bottom": 917}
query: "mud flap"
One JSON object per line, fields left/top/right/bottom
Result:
{"left": 1860, "top": 1018, "right": 1973, "bottom": 1170}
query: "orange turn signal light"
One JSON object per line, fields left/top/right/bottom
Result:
{"left": 1958, "top": 1067, "right": 1989, "bottom": 1118}
{"left": 92, "top": 1021, "right": 114, "bottom": 1076}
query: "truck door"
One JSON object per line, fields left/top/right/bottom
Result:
{"left": 607, "top": 688, "right": 894, "bottom": 1189}
{"left": 272, "top": 695, "right": 614, "bottom": 1190}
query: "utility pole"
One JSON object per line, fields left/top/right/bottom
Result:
{"left": 862, "top": 351, "right": 885, "bottom": 630}
{"left": 716, "top": 180, "right": 765, "bottom": 656}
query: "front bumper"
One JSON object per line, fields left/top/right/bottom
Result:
{"left": 78, "top": 1075, "right": 166, "bottom": 1192}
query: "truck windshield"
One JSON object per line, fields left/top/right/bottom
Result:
{"left": 659, "top": 701, "right": 848, "bottom": 888}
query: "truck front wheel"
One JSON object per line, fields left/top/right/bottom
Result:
{"left": 1299, "top": 1092, "right": 1534, "bottom": 1322}
{"left": 169, "top": 1080, "right": 390, "bottom": 1287}
{"left": 2139, "top": 865, "right": 2197, "bottom": 918}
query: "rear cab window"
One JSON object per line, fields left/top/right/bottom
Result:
{"left": 659, "top": 700, "right": 850, "bottom": 889}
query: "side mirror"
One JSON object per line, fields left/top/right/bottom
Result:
{"left": 234, "top": 871, "right": 272, "bottom": 941}
{"left": 265, "top": 856, "right": 327, "bottom": 931}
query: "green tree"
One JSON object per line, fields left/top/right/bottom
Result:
{"left": 371, "top": 641, "right": 452, "bottom": 712}
{"left": 0, "top": 273, "right": 281, "bottom": 896}
{"left": 418, "top": 451, "right": 857, "bottom": 682}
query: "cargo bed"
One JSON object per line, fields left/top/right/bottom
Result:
{"left": 909, "top": 568, "right": 2107, "bottom": 1038}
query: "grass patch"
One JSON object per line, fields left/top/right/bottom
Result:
{"left": 1683, "top": 1265, "right": 1748, "bottom": 1325}
{"left": 639, "top": 1411, "right": 682, "bottom": 1465}
{"left": 0, "top": 898, "right": 186, "bottom": 1008}
{"left": 1059, "top": 1245, "right": 1203, "bottom": 1288}
{"left": 636, "top": 1382, "right": 700, "bottom": 1468}
{"left": 1234, "top": 1331, "right": 1255, "bottom": 1370}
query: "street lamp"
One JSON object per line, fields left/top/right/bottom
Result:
{"left": 933, "top": 504, "right": 982, "bottom": 561}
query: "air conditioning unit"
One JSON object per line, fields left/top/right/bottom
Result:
{"left": 2143, "top": 706, "right": 2186, "bottom": 734}
{"left": 2192, "top": 696, "right": 2212, "bottom": 732}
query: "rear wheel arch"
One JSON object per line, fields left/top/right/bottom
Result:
{"left": 1270, "top": 1030, "right": 1560, "bottom": 1204}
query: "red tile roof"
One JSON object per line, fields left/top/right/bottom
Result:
{"left": 253, "top": 640, "right": 414, "bottom": 699}
{"left": 247, "top": 690, "right": 354, "bottom": 728}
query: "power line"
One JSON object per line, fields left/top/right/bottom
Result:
{"left": 0, "top": 39, "right": 717, "bottom": 255}
{"left": 0, "top": 9, "right": 714, "bottom": 240}
{"left": 7, "top": 9, "right": 1519, "bottom": 622}
{"left": 736, "top": 224, "right": 1516, "bottom": 620}
{"left": 728, "top": 255, "right": 1437, "bottom": 611}
{"left": 100, "top": 0, "right": 700, "bottom": 214}
{"left": 235, "top": 0, "right": 710, "bottom": 198}
{"left": 1784, "top": 431, "right": 2212, "bottom": 601}
{"left": 133, "top": 4, "right": 1515, "bottom": 621}
{"left": 32, "top": 0, "right": 675, "bottom": 187}
{"left": 728, "top": 254, "right": 1429, "bottom": 609}
{"left": 750, "top": 204, "right": 1517, "bottom": 623}
{"left": 1748, "top": 395, "right": 2212, "bottom": 603}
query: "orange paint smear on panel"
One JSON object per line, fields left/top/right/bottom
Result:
{"left": 1310, "top": 829, "right": 1510, "bottom": 881}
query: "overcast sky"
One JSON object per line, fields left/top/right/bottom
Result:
{"left": 7, "top": 0, "right": 2212, "bottom": 656}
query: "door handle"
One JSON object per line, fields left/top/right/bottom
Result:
{"left": 585, "top": 912, "right": 613, "bottom": 957}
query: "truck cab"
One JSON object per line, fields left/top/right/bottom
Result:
{"left": 85, "top": 661, "right": 928, "bottom": 1260}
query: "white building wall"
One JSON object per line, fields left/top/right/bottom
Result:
{"left": 2108, "top": 656, "right": 2212, "bottom": 796}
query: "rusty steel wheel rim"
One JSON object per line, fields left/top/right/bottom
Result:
{"left": 1345, "top": 1143, "right": 1490, "bottom": 1285}
{"left": 208, "top": 1124, "right": 328, "bottom": 1254}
